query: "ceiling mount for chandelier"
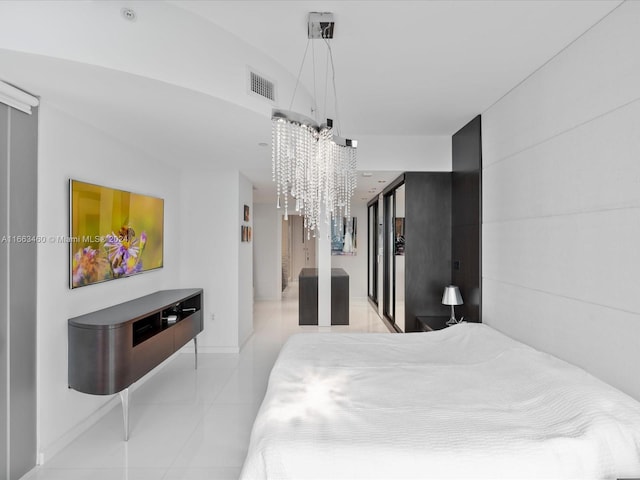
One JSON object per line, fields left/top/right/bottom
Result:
{"left": 272, "top": 12, "right": 357, "bottom": 236}
{"left": 307, "top": 12, "right": 335, "bottom": 39}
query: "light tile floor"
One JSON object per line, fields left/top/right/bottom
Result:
{"left": 24, "top": 283, "right": 390, "bottom": 480}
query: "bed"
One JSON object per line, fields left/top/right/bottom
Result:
{"left": 240, "top": 323, "right": 640, "bottom": 479}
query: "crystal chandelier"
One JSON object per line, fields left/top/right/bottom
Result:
{"left": 272, "top": 12, "right": 357, "bottom": 236}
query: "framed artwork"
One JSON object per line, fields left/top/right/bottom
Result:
{"left": 69, "top": 180, "right": 164, "bottom": 288}
{"left": 331, "top": 217, "right": 357, "bottom": 255}
{"left": 244, "top": 205, "right": 250, "bottom": 222}
{"left": 241, "top": 225, "right": 252, "bottom": 243}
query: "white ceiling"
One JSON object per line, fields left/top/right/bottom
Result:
{"left": 169, "top": 0, "right": 621, "bottom": 136}
{"left": 0, "top": 0, "right": 623, "bottom": 202}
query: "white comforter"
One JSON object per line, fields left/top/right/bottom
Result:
{"left": 240, "top": 323, "right": 640, "bottom": 479}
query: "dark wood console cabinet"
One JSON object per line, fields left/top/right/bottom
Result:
{"left": 68, "top": 288, "right": 203, "bottom": 439}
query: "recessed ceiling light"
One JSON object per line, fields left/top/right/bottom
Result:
{"left": 362, "top": 172, "right": 373, "bottom": 177}
{"left": 377, "top": 180, "right": 386, "bottom": 183}
{"left": 258, "top": 142, "right": 269, "bottom": 147}
{"left": 121, "top": 8, "right": 136, "bottom": 21}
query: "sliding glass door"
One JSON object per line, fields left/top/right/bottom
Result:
{"left": 382, "top": 178, "right": 406, "bottom": 331}
{"left": 394, "top": 184, "right": 405, "bottom": 331}
{"left": 383, "top": 191, "right": 395, "bottom": 323}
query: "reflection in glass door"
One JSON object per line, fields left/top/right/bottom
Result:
{"left": 383, "top": 180, "right": 406, "bottom": 331}
{"left": 383, "top": 192, "right": 395, "bottom": 322}
{"left": 367, "top": 201, "right": 378, "bottom": 304}
{"left": 394, "top": 185, "right": 406, "bottom": 331}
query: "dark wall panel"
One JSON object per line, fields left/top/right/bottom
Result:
{"left": 452, "top": 115, "right": 482, "bottom": 322}
{"left": 0, "top": 103, "right": 38, "bottom": 479}
{"left": 452, "top": 223, "right": 480, "bottom": 318}
{"left": 404, "top": 172, "right": 451, "bottom": 332}
{"left": 0, "top": 104, "right": 8, "bottom": 480}
{"left": 8, "top": 107, "right": 38, "bottom": 479}
{"left": 452, "top": 170, "right": 480, "bottom": 229}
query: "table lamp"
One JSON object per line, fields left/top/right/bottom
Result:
{"left": 442, "top": 285, "right": 463, "bottom": 326}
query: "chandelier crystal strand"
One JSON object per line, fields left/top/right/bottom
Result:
{"left": 284, "top": 119, "right": 291, "bottom": 214}
{"left": 328, "top": 139, "right": 337, "bottom": 226}
{"left": 273, "top": 118, "right": 283, "bottom": 210}
{"left": 320, "top": 126, "right": 331, "bottom": 230}
{"left": 347, "top": 145, "right": 356, "bottom": 221}
{"left": 294, "top": 127, "right": 303, "bottom": 212}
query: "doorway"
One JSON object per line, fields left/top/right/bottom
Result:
{"left": 282, "top": 215, "right": 317, "bottom": 286}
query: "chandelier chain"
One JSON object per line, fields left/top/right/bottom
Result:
{"left": 289, "top": 38, "right": 310, "bottom": 111}
{"left": 325, "top": 39, "right": 341, "bottom": 136}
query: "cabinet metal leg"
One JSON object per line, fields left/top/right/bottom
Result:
{"left": 194, "top": 336, "right": 198, "bottom": 370}
{"left": 119, "top": 388, "right": 130, "bottom": 441}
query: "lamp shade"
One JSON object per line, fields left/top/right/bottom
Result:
{"left": 442, "top": 285, "right": 463, "bottom": 306}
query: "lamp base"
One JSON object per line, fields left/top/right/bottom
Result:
{"left": 446, "top": 305, "right": 459, "bottom": 326}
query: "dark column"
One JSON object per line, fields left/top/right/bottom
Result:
{"left": 452, "top": 115, "right": 482, "bottom": 322}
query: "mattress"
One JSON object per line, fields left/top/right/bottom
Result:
{"left": 240, "top": 323, "right": 640, "bottom": 479}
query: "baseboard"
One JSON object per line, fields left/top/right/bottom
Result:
{"left": 254, "top": 296, "right": 282, "bottom": 301}
{"left": 39, "top": 391, "right": 121, "bottom": 465}
{"left": 38, "top": 350, "right": 182, "bottom": 465}
{"left": 239, "top": 329, "right": 254, "bottom": 351}
{"left": 18, "top": 465, "right": 38, "bottom": 480}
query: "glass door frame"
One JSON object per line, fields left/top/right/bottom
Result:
{"left": 382, "top": 175, "right": 405, "bottom": 330}
{"left": 367, "top": 198, "right": 379, "bottom": 305}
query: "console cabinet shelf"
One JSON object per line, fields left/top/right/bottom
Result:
{"left": 68, "top": 288, "right": 203, "bottom": 439}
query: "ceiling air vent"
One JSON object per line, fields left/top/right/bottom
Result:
{"left": 248, "top": 69, "right": 276, "bottom": 103}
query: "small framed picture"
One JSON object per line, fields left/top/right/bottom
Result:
{"left": 248, "top": 227, "right": 252, "bottom": 242}
{"left": 244, "top": 205, "right": 250, "bottom": 222}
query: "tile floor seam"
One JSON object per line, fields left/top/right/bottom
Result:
{"left": 161, "top": 358, "right": 246, "bottom": 474}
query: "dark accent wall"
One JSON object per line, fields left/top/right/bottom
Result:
{"left": 1, "top": 103, "right": 38, "bottom": 479}
{"left": 404, "top": 172, "right": 452, "bottom": 332}
{"left": 452, "top": 115, "right": 482, "bottom": 322}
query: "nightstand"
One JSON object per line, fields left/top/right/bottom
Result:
{"left": 415, "top": 315, "right": 450, "bottom": 332}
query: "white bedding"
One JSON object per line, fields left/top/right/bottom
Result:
{"left": 240, "top": 323, "right": 640, "bottom": 479}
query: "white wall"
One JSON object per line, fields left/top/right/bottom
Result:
{"left": 36, "top": 104, "right": 182, "bottom": 460}
{"left": 482, "top": 1, "right": 640, "bottom": 401}
{"left": 238, "top": 174, "right": 254, "bottom": 346}
{"left": 357, "top": 135, "right": 451, "bottom": 171}
{"left": 331, "top": 201, "right": 368, "bottom": 299}
{"left": 253, "top": 203, "right": 281, "bottom": 301}
{"left": 179, "top": 169, "right": 250, "bottom": 353}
